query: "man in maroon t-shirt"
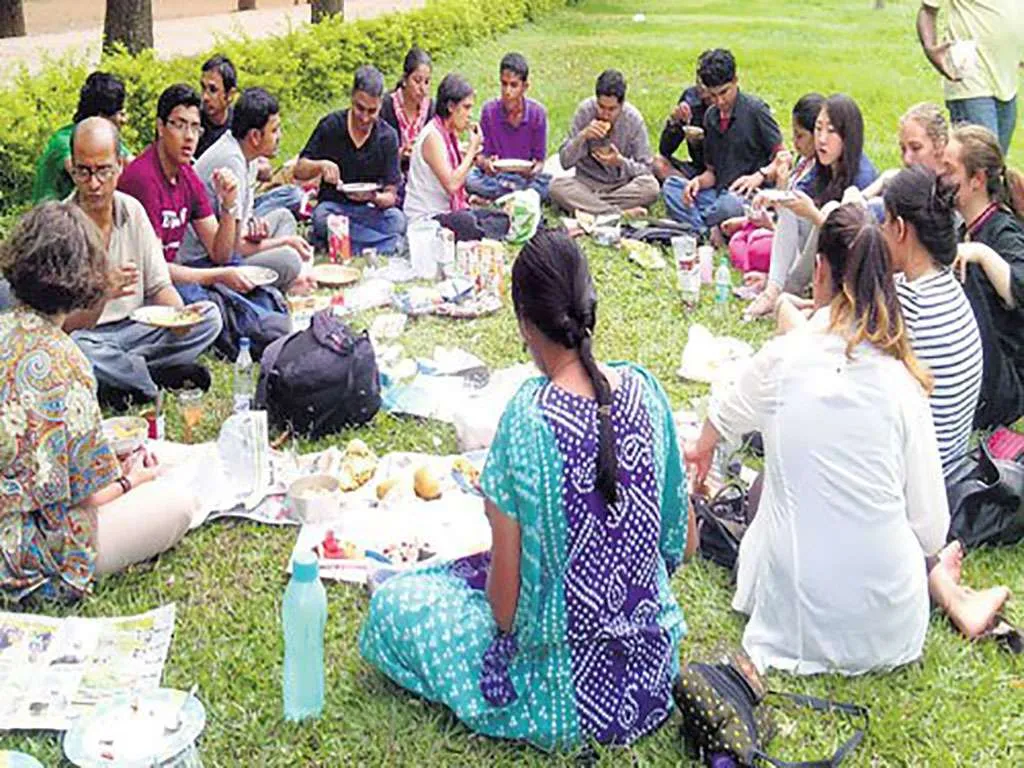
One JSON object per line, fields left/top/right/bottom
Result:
{"left": 119, "top": 83, "right": 253, "bottom": 294}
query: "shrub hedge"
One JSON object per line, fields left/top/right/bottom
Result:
{"left": 0, "top": 0, "right": 574, "bottom": 216}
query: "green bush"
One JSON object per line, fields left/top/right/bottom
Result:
{"left": 0, "top": 0, "right": 572, "bottom": 218}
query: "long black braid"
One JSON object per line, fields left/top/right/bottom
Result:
{"left": 511, "top": 228, "right": 618, "bottom": 506}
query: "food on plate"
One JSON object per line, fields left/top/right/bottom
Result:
{"left": 288, "top": 294, "right": 331, "bottom": 314}
{"left": 318, "top": 530, "right": 360, "bottom": 560}
{"left": 376, "top": 477, "right": 400, "bottom": 500}
{"left": 451, "top": 456, "right": 480, "bottom": 486}
{"left": 381, "top": 539, "right": 435, "bottom": 565}
{"left": 315, "top": 439, "right": 379, "bottom": 492}
{"left": 131, "top": 305, "right": 205, "bottom": 328}
{"left": 413, "top": 466, "right": 442, "bottom": 501}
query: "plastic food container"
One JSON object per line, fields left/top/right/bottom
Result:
{"left": 287, "top": 475, "right": 342, "bottom": 525}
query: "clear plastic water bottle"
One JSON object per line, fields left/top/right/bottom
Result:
{"left": 714, "top": 256, "right": 732, "bottom": 314}
{"left": 708, "top": 437, "right": 741, "bottom": 490}
{"left": 282, "top": 551, "right": 327, "bottom": 722}
{"left": 233, "top": 337, "right": 254, "bottom": 413}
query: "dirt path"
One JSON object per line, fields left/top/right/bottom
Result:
{"left": 2, "top": 0, "right": 424, "bottom": 83}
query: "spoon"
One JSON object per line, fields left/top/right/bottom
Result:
{"left": 165, "top": 684, "right": 198, "bottom": 733}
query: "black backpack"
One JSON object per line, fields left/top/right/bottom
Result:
{"left": 255, "top": 310, "right": 380, "bottom": 438}
{"left": 945, "top": 437, "right": 1024, "bottom": 550}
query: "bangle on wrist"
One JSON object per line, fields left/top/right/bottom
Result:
{"left": 117, "top": 476, "right": 132, "bottom": 495}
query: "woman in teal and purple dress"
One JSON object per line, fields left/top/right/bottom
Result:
{"left": 360, "top": 229, "right": 697, "bottom": 750}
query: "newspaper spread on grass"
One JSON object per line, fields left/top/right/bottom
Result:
{"left": 0, "top": 605, "right": 176, "bottom": 731}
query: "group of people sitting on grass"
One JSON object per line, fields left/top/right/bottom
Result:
{"left": 2, "top": 36, "right": 1024, "bottom": 755}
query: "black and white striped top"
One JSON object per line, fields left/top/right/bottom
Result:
{"left": 896, "top": 268, "right": 983, "bottom": 475}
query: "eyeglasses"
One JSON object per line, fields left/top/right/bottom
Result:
{"left": 70, "top": 165, "right": 118, "bottom": 183}
{"left": 165, "top": 118, "right": 205, "bottom": 137}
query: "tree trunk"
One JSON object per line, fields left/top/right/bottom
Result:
{"left": 0, "top": 0, "right": 27, "bottom": 38}
{"left": 311, "top": 0, "right": 343, "bottom": 24}
{"left": 103, "top": 0, "right": 153, "bottom": 54}
{"left": 238, "top": 0, "right": 257, "bottom": 10}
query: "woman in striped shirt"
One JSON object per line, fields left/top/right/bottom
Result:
{"left": 881, "top": 165, "right": 983, "bottom": 474}
{"left": 880, "top": 165, "right": 1009, "bottom": 639}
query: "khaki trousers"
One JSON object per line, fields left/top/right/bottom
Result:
{"left": 549, "top": 174, "right": 660, "bottom": 216}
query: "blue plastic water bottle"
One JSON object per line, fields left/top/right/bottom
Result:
{"left": 282, "top": 551, "right": 327, "bottom": 721}
{"left": 714, "top": 256, "right": 732, "bottom": 315}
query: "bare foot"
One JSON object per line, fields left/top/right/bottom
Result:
{"left": 743, "top": 281, "right": 781, "bottom": 321}
{"left": 947, "top": 585, "right": 1012, "bottom": 639}
{"left": 622, "top": 206, "right": 647, "bottom": 218}
{"left": 744, "top": 271, "right": 767, "bottom": 291}
{"left": 937, "top": 540, "right": 965, "bottom": 584}
{"left": 720, "top": 216, "right": 746, "bottom": 238}
{"left": 708, "top": 226, "right": 726, "bottom": 249}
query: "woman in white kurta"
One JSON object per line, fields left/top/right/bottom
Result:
{"left": 687, "top": 204, "right": 949, "bottom": 676}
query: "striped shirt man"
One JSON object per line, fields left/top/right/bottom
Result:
{"left": 896, "top": 268, "right": 983, "bottom": 475}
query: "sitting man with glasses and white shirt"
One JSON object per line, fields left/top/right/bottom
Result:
{"left": 64, "top": 117, "right": 222, "bottom": 410}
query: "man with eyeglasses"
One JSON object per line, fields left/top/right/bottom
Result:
{"left": 64, "top": 117, "right": 223, "bottom": 409}
{"left": 294, "top": 65, "right": 406, "bottom": 255}
{"left": 196, "top": 54, "right": 238, "bottom": 160}
{"left": 119, "top": 84, "right": 255, "bottom": 294}
{"left": 195, "top": 53, "right": 303, "bottom": 220}
{"left": 33, "top": 71, "right": 131, "bottom": 204}
{"left": 177, "top": 87, "right": 314, "bottom": 293}
{"left": 663, "top": 49, "right": 784, "bottom": 238}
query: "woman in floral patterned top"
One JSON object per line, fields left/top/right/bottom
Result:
{"left": 0, "top": 202, "right": 194, "bottom": 602}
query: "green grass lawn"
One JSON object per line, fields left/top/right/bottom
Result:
{"left": 4, "top": 0, "right": 1024, "bottom": 764}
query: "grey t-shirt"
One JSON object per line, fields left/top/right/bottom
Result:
{"left": 177, "top": 131, "right": 254, "bottom": 264}
{"left": 558, "top": 97, "right": 653, "bottom": 186}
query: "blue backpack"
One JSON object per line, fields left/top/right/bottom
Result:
{"left": 178, "top": 282, "right": 291, "bottom": 362}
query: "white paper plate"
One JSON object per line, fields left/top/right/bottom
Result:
{"left": 338, "top": 182, "right": 381, "bottom": 194}
{"left": 237, "top": 265, "right": 279, "bottom": 287}
{"left": 63, "top": 688, "right": 206, "bottom": 768}
{"left": 491, "top": 158, "right": 533, "bottom": 172}
{"left": 130, "top": 305, "right": 205, "bottom": 329}
{"left": 758, "top": 189, "right": 796, "bottom": 203}
{"left": 312, "top": 264, "right": 361, "bottom": 287}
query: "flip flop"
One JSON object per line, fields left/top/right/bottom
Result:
{"left": 986, "top": 614, "right": 1024, "bottom": 654}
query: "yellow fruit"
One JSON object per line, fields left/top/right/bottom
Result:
{"left": 452, "top": 456, "right": 480, "bottom": 485}
{"left": 376, "top": 477, "right": 399, "bottom": 500}
{"left": 414, "top": 466, "right": 442, "bottom": 501}
{"left": 346, "top": 438, "right": 371, "bottom": 456}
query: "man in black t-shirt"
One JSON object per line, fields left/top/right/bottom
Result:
{"left": 653, "top": 67, "right": 711, "bottom": 183}
{"left": 295, "top": 65, "right": 406, "bottom": 254}
{"left": 196, "top": 54, "right": 237, "bottom": 160}
{"left": 662, "top": 49, "right": 783, "bottom": 236}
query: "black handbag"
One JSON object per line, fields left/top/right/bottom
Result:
{"left": 693, "top": 482, "right": 754, "bottom": 572}
{"left": 674, "top": 650, "right": 869, "bottom": 768}
{"left": 944, "top": 438, "right": 1024, "bottom": 549}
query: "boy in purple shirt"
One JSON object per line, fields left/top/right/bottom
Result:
{"left": 118, "top": 83, "right": 255, "bottom": 295}
{"left": 466, "top": 52, "right": 551, "bottom": 202}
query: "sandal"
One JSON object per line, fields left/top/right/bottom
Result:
{"left": 986, "top": 614, "right": 1024, "bottom": 654}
